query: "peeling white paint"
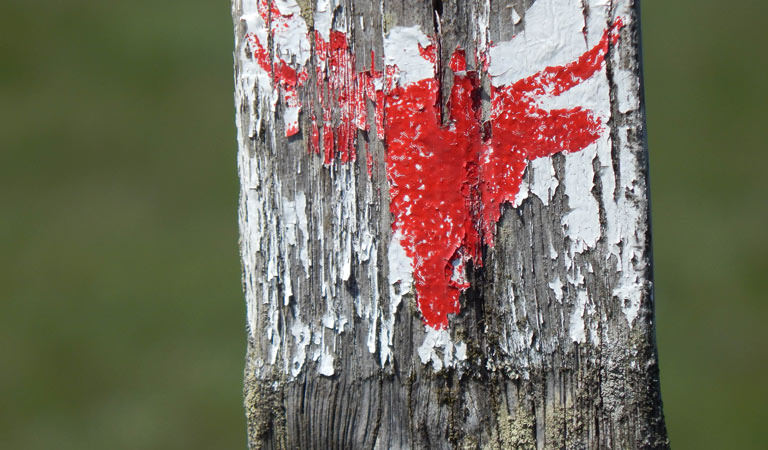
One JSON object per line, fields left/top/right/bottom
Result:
{"left": 290, "top": 318, "right": 311, "bottom": 378}
{"left": 562, "top": 141, "right": 601, "bottom": 253}
{"left": 489, "top": 0, "right": 586, "bottom": 87}
{"left": 317, "top": 349, "right": 335, "bottom": 376}
{"left": 615, "top": 68, "right": 641, "bottom": 113}
{"left": 529, "top": 157, "right": 558, "bottom": 206}
{"left": 569, "top": 289, "right": 588, "bottom": 344}
{"left": 611, "top": 126, "right": 647, "bottom": 325}
{"left": 383, "top": 231, "right": 412, "bottom": 365}
{"left": 238, "top": 12, "right": 278, "bottom": 139}
{"left": 241, "top": 0, "right": 311, "bottom": 135}
{"left": 474, "top": 0, "right": 491, "bottom": 65}
{"left": 314, "top": 0, "right": 333, "bottom": 41}
{"left": 270, "top": 1, "right": 311, "bottom": 65}
{"left": 295, "top": 192, "right": 310, "bottom": 276}
{"left": 548, "top": 276, "right": 564, "bottom": 302}
{"left": 548, "top": 238, "right": 558, "bottom": 260}
{"left": 605, "top": 0, "right": 647, "bottom": 326}
{"left": 417, "top": 327, "right": 467, "bottom": 371}
{"left": 384, "top": 26, "right": 435, "bottom": 85}
{"left": 511, "top": 177, "right": 529, "bottom": 208}
{"left": 510, "top": 6, "right": 522, "bottom": 25}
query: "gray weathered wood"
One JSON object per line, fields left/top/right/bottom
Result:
{"left": 233, "top": 0, "right": 667, "bottom": 448}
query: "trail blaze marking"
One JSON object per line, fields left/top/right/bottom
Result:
{"left": 244, "top": 0, "right": 624, "bottom": 329}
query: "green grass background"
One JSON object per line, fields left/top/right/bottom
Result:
{"left": 1, "top": 1, "right": 765, "bottom": 448}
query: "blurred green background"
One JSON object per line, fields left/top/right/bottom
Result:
{"left": 1, "top": 0, "right": 765, "bottom": 448}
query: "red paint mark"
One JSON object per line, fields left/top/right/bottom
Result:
{"left": 245, "top": 33, "right": 271, "bottom": 73}
{"left": 385, "top": 48, "right": 483, "bottom": 327}
{"left": 418, "top": 43, "right": 438, "bottom": 65}
{"left": 244, "top": 5, "right": 623, "bottom": 328}
{"left": 449, "top": 48, "right": 467, "bottom": 72}
{"left": 384, "top": 20, "right": 623, "bottom": 328}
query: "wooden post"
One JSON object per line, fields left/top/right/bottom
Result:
{"left": 232, "top": 0, "right": 667, "bottom": 448}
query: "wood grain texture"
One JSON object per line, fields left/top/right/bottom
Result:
{"left": 233, "top": 0, "right": 668, "bottom": 448}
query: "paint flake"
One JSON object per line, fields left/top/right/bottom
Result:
{"left": 317, "top": 348, "right": 335, "bottom": 376}
{"left": 417, "top": 327, "right": 468, "bottom": 371}
{"left": 569, "top": 290, "right": 588, "bottom": 343}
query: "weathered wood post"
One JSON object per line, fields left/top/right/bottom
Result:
{"left": 232, "top": 0, "right": 667, "bottom": 448}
